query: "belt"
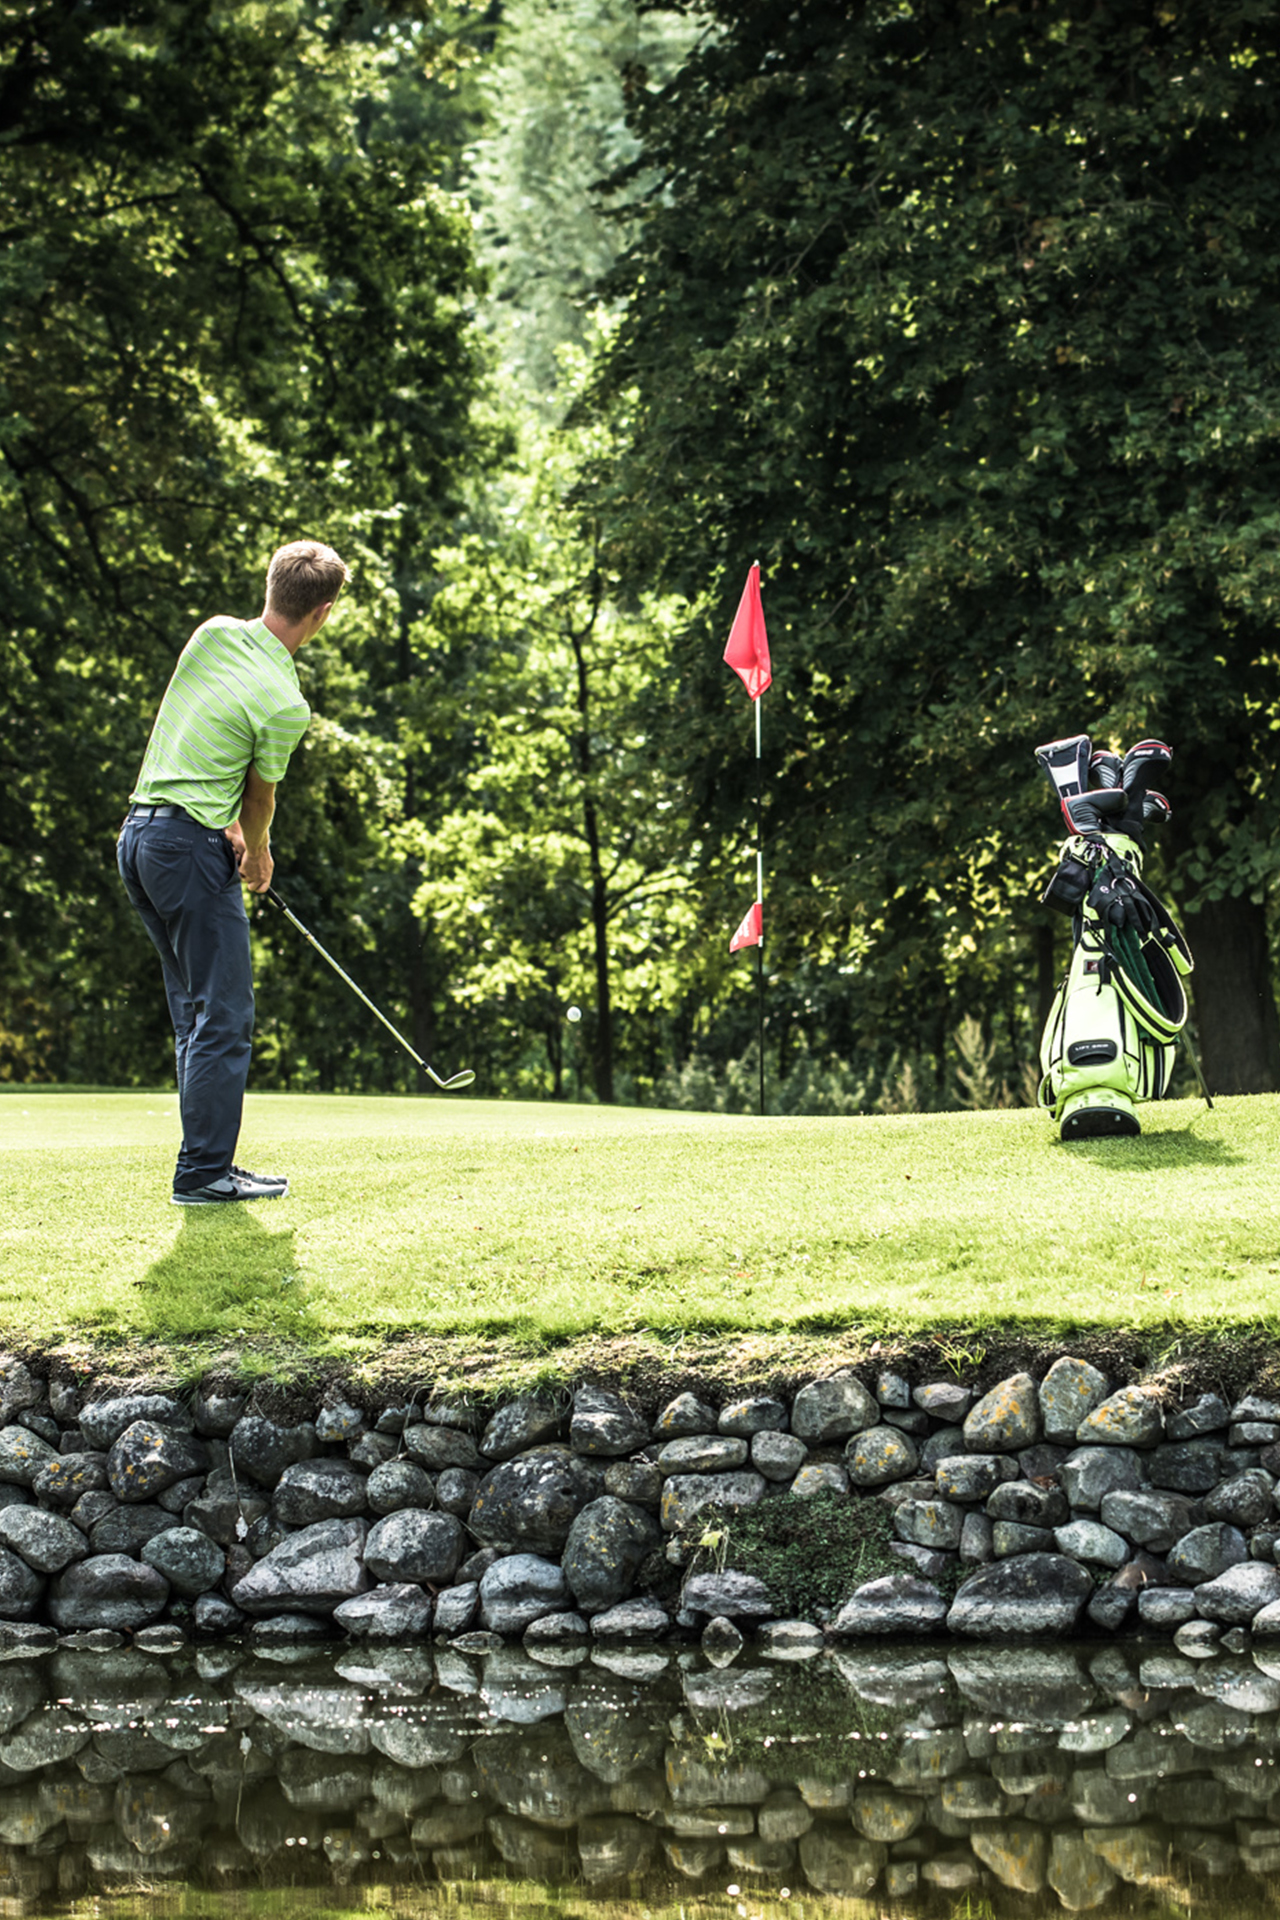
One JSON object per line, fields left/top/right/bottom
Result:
{"left": 125, "top": 804, "right": 190, "bottom": 821}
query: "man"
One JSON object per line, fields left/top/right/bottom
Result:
{"left": 117, "top": 540, "right": 348, "bottom": 1204}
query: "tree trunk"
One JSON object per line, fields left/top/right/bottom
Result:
{"left": 1182, "top": 892, "right": 1280, "bottom": 1095}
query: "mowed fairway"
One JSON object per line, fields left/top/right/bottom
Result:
{"left": 2, "top": 1087, "right": 1279, "bottom": 1357}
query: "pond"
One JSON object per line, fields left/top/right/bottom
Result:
{"left": 1, "top": 1632, "right": 1278, "bottom": 1918}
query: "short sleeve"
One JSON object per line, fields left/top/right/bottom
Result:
{"left": 253, "top": 699, "right": 311, "bottom": 784}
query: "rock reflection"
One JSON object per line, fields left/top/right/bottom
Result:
{"left": 0, "top": 1638, "right": 1276, "bottom": 1910}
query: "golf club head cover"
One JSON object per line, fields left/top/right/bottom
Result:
{"left": 1089, "top": 749, "right": 1123, "bottom": 791}
{"left": 1142, "top": 791, "right": 1172, "bottom": 829}
{"left": 1060, "top": 788, "right": 1127, "bottom": 840}
{"left": 1035, "top": 734, "right": 1092, "bottom": 811}
{"left": 1121, "top": 739, "right": 1172, "bottom": 803}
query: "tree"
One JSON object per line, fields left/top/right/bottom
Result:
{"left": 585, "top": 0, "right": 1280, "bottom": 1096}
{"left": 0, "top": 0, "right": 488, "bottom": 1083}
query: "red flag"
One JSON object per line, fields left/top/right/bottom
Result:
{"left": 730, "top": 901, "right": 763, "bottom": 952}
{"left": 723, "top": 563, "right": 771, "bottom": 699}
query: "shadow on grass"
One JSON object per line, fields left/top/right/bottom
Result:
{"left": 1064, "top": 1126, "right": 1243, "bottom": 1169}
{"left": 125, "top": 1208, "right": 327, "bottom": 1342}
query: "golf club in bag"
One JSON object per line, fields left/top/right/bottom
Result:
{"left": 1033, "top": 733, "right": 1209, "bottom": 1140}
{"left": 264, "top": 889, "right": 475, "bottom": 1091}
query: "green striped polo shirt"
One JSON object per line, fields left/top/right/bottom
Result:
{"left": 130, "top": 616, "right": 311, "bottom": 829}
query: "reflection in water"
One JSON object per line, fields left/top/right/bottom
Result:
{"left": 0, "top": 1636, "right": 1278, "bottom": 1914}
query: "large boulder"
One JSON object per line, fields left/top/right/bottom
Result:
{"left": 0, "top": 1509, "right": 88, "bottom": 1574}
{"left": 80, "top": 1395, "right": 191, "bottom": 1450}
{"left": 230, "top": 1518, "right": 370, "bottom": 1616}
{"left": 1038, "top": 1358, "right": 1110, "bottom": 1444}
{"left": 479, "top": 1553, "right": 571, "bottom": 1634}
{"left": 141, "top": 1526, "right": 226, "bottom": 1597}
{"left": 790, "top": 1374, "right": 878, "bottom": 1444}
{"left": 947, "top": 1554, "right": 1093, "bottom": 1636}
{"left": 963, "top": 1374, "right": 1040, "bottom": 1454}
{"left": 364, "top": 1509, "right": 465, "bottom": 1585}
{"left": 273, "top": 1459, "right": 368, "bottom": 1526}
{"left": 1078, "top": 1387, "right": 1164, "bottom": 1448}
{"left": 48, "top": 1553, "right": 167, "bottom": 1631}
{"left": 569, "top": 1388, "right": 650, "bottom": 1458}
{"left": 480, "top": 1397, "right": 566, "bottom": 1461}
{"left": 228, "top": 1416, "right": 319, "bottom": 1487}
{"left": 830, "top": 1576, "right": 948, "bottom": 1636}
{"left": 333, "top": 1584, "right": 433, "bottom": 1640}
{"left": 106, "top": 1422, "right": 208, "bottom": 1504}
{"left": 0, "top": 1428, "right": 57, "bottom": 1488}
{"left": 469, "top": 1447, "right": 604, "bottom": 1554}
{"left": 562, "top": 1497, "right": 662, "bottom": 1613}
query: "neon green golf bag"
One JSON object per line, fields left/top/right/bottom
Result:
{"left": 1033, "top": 735, "right": 1194, "bottom": 1141}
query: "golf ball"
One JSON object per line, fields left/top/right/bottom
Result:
{"left": 566, "top": 1006, "right": 582, "bottom": 1023}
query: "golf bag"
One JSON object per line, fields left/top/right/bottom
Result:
{"left": 1034, "top": 735, "right": 1194, "bottom": 1140}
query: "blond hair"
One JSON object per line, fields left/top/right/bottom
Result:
{"left": 265, "top": 541, "right": 349, "bottom": 623}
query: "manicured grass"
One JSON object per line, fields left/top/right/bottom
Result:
{"left": 1, "top": 1087, "right": 1277, "bottom": 1374}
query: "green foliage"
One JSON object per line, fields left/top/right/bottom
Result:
{"left": 690, "top": 1489, "right": 897, "bottom": 1617}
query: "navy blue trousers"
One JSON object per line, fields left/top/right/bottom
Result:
{"left": 117, "top": 812, "right": 254, "bottom": 1193}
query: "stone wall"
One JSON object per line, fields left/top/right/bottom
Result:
{"left": 0, "top": 1355, "right": 1278, "bottom": 1648}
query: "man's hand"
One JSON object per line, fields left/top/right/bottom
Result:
{"left": 224, "top": 822, "right": 247, "bottom": 859}
{"left": 239, "top": 844, "right": 275, "bottom": 893}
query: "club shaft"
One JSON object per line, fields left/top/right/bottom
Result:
{"left": 266, "top": 889, "right": 447, "bottom": 1086}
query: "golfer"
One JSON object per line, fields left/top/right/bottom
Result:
{"left": 117, "top": 541, "right": 348, "bottom": 1205}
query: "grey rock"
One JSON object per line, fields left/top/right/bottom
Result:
{"left": 1173, "top": 1617, "right": 1222, "bottom": 1657}
{"left": 402, "top": 1423, "right": 483, "bottom": 1473}
{"left": 719, "top": 1396, "right": 787, "bottom": 1436}
{"left": 792, "top": 1462, "right": 849, "bottom": 1498}
{"left": 347, "top": 1432, "right": 394, "bottom": 1468}
{"left": 0, "top": 1428, "right": 56, "bottom": 1487}
{"left": 229, "top": 1416, "right": 318, "bottom": 1486}
{"left": 701, "top": 1613, "right": 743, "bottom": 1661}
{"left": 48, "top": 1554, "right": 167, "bottom": 1630}
{"left": 0, "top": 1548, "right": 42, "bottom": 1621}
{"left": 1167, "top": 1393, "right": 1231, "bottom": 1440}
{"left": 0, "top": 1508, "right": 87, "bottom": 1573}
{"left": 570, "top": 1388, "right": 650, "bottom": 1457}
{"left": 562, "top": 1496, "right": 662, "bottom": 1613}
{"left": 192, "top": 1389, "right": 248, "bottom": 1438}
{"left": 1232, "top": 1394, "right": 1280, "bottom": 1424}
{"left": 32, "top": 1453, "right": 108, "bottom": 1508}
{"left": 274, "top": 1458, "right": 368, "bottom": 1525}
{"left": 655, "top": 1393, "right": 718, "bottom": 1437}
{"left": 1087, "top": 1583, "right": 1135, "bottom": 1630}
{"left": 798, "top": 1827, "right": 887, "bottom": 1894}
{"left": 1136, "top": 1585, "right": 1198, "bottom": 1628}
{"left": 1099, "top": 1487, "right": 1198, "bottom": 1552}
{"left": 1077, "top": 1386, "right": 1163, "bottom": 1448}
{"left": 878, "top": 1475, "right": 936, "bottom": 1508}
{"left": 525, "top": 1609, "right": 589, "bottom": 1645}
{"left": 660, "top": 1471, "right": 766, "bottom": 1533}
{"left": 935, "top": 1454, "right": 1018, "bottom": 1503}
{"left": 469, "top": 1446, "right": 604, "bottom": 1554}
{"left": 830, "top": 1575, "right": 947, "bottom": 1636}
{"left": 158, "top": 1471, "right": 205, "bottom": 1514}
{"left": 751, "top": 1431, "right": 808, "bottom": 1481}
{"left": 960, "top": 1511, "right": 994, "bottom": 1564}
{"left": 70, "top": 1488, "right": 116, "bottom": 1532}
{"left": 1148, "top": 1439, "right": 1232, "bottom": 1492}
{"left": 1205, "top": 1468, "right": 1274, "bottom": 1526}
{"left": 141, "top": 1525, "right": 225, "bottom": 1596}
{"left": 230, "top": 1517, "right": 370, "bottom": 1615}
{"left": 888, "top": 1540, "right": 953, "bottom": 1580}
{"left": 1195, "top": 1562, "right": 1280, "bottom": 1624}
{"left": 881, "top": 1407, "right": 929, "bottom": 1435}
{"left": 590, "top": 1597, "right": 670, "bottom": 1639}
{"left": 603, "top": 1460, "right": 663, "bottom": 1506}
{"left": 992, "top": 1520, "right": 1055, "bottom": 1557}
{"left": 876, "top": 1369, "right": 911, "bottom": 1409}
{"left": 90, "top": 1502, "right": 173, "bottom": 1555}
{"left": 964, "top": 1373, "right": 1040, "bottom": 1453}
{"left": 480, "top": 1397, "right": 565, "bottom": 1460}
{"left": 1048, "top": 1832, "right": 1117, "bottom": 1910}
{"left": 895, "top": 1499, "right": 962, "bottom": 1550}
{"left": 948, "top": 1554, "right": 1093, "bottom": 1637}
{"left": 682, "top": 1570, "right": 774, "bottom": 1619}
{"left": 334, "top": 1583, "right": 432, "bottom": 1639}
{"left": 315, "top": 1400, "right": 364, "bottom": 1442}
{"left": 1166, "top": 1523, "right": 1249, "bottom": 1586}
{"left": 1039, "top": 1358, "right": 1110, "bottom": 1443}
{"left": 1230, "top": 1420, "right": 1279, "bottom": 1447}
{"left": 247, "top": 1612, "right": 331, "bottom": 1645}
{"left": 194, "top": 1594, "right": 245, "bottom": 1634}
{"left": 436, "top": 1467, "right": 480, "bottom": 1516}
{"left": 987, "top": 1481, "right": 1069, "bottom": 1527}
{"left": 433, "top": 1582, "right": 480, "bottom": 1635}
{"left": 658, "top": 1435, "right": 748, "bottom": 1474}
{"left": 790, "top": 1373, "right": 878, "bottom": 1443}
{"left": 913, "top": 1381, "right": 972, "bottom": 1423}
{"left": 1054, "top": 1519, "right": 1128, "bottom": 1568}
{"left": 1018, "top": 1442, "right": 1070, "bottom": 1480}
{"left": 757, "top": 1618, "right": 824, "bottom": 1659}
{"left": 919, "top": 1427, "right": 962, "bottom": 1474}
{"left": 1061, "top": 1444, "right": 1145, "bottom": 1510}
{"left": 479, "top": 1553, "right": 569, "bottom": 1632}
{"left": 845, "top": 1426, "right": 918, "bottom": 1487}
{"left": 80, "top": 1395, "right": 190, "bottom": 1450}
{"left": 183, "top": 1486, "right": 268, "bottom": 1547}
{"left": 420, "top": 1396, "right": 483, "bottom": 1432}
{"left": 365, "top": 1509, "right": 465, "bottom": 1585}
{"left": 365, "top": 1459, "right": 435, "bottom": 1515}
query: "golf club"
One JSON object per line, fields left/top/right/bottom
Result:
{"left": 264, "top": 889, "right": 476, "bottom": 1091}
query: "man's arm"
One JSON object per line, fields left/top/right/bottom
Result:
{"left": 233, "top": 765, "right": 277, "bottom": 893}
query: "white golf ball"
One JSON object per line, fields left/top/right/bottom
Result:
{"left": 566, "top": 1006, "right": 582, "bottom": 1023}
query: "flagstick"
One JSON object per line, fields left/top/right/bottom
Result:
{"left": 755, "top": 654, "right": 765, "bottom": 1119}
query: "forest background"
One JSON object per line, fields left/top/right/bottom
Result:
{"left": 4, "top": 0, "right": 1280, "bottom": 1118}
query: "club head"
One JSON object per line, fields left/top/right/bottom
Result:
{"left": 427, "top": 1068, "right": 476, "bottom": 1091}
{"left": 1061, "top": 788, "right": 1127, "bottom": 839}
{"left": 1121, "top": 738, "right": 1172, "bottom": 799}
{"left": 1035, "top": 734, "right": 1092, "bottom": 808}
{"left": 1089, "top": 749, "right": 1123, "bottom": 791}
{"left": 1142, "top": 791, "right": 1172, "bottom": 828}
